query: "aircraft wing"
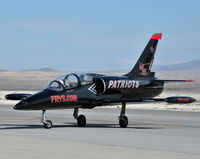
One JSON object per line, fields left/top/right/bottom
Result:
{"left": 155, "top": 79, "right": 195, "bottom": 83}
{"left": 93, "top": 96, "right": 196, "bottom": 107}
{"left": 122, "top": 96, "right": 196, "bottom": 103}
{"left": 5, "top": 93, "right": 32, "bottom": 100}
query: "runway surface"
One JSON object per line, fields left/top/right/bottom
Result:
{"left": 0, "top": 104, "right": 200, "bottom": 159}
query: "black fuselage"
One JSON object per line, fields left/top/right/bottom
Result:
{"left": 14, "top": 75, "right": 163, "bottom": 110}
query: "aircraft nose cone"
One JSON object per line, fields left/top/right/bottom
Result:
{"left": 13, "top": 90, "right": 51, "bottom": 110}
{"left": 14, "top": 101, "right": 27, "bottom": 110}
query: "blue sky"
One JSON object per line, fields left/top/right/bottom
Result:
{"left": 0, "top": 0, "right": 200, "bottom": 71}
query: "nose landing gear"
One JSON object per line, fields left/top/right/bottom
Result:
{"left": 41, "top": 110, "right": 53, "bottom": 129}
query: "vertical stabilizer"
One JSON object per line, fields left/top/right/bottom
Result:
{"left": 125, "top": 33, "right": 162, "bottom": 78}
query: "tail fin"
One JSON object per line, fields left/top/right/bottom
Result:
{"left": 125, "top": 33, "right": 162, "bottom": 78}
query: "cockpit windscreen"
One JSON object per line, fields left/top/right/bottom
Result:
{"left": 46, "top": 73, "right": 95, "bottom": 91}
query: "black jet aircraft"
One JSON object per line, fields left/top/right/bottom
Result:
{"left": 10, "top": 33, "right": 195, "bottom": 129}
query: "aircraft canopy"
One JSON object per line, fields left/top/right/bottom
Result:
{"left": 46, "top": 73, "right": 96, "bottom": 91}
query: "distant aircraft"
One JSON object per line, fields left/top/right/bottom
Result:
{"left": 7, "top": 33, "right": 196, "bottom": 129}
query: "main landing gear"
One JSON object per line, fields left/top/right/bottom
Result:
{"left": 41, "top": 110, "right": 53, "bottom": 129}
{"left": 40, "top": 104, "right": 128, "bottom": 129}
{"left": 73, "top": 108, "right": 86, "bottom": 127}
{"left": 119, "top": 102, "right": 128, "bottom": 128}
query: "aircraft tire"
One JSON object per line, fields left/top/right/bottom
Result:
{"left": 119, "top": 116, "right": 128, "bottom": 128}
{"left": 44, "top": 120, "right": 53, "bottom": 129}
{"left": 77, "top": 115, "right": 86, "bottom": 127}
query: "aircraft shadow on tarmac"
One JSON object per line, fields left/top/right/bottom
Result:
{"left": 0, "top": 123, "right": 163, "bottom": 130}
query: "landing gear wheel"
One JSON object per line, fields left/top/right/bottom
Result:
{"left": 41, "top": 110, "right": 53, "bottom": 129}
{"left": 77, "top": 115, "right": 86, "bottom": 127}
{"left": 44, "top": 120, "right": 53, "bottom": 129}
{"left": 119, "top": 116, "right": 128, "bottom": 128}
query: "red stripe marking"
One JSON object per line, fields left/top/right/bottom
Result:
{"left": 186, "top": 80, "right": 195, "bottom": 82}
{"left": 150, "top": 33, "right": 162, "bottom": 40}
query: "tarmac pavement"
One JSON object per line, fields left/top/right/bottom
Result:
{"left": 0, "top": 104, "right": 200, "bottom": 159}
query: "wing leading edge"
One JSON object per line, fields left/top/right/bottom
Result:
{"left": 93, "top": 96, "right": 196, "bottom": 107}
{"left": 154, "top": 79, "right": 195, "bottom": 83}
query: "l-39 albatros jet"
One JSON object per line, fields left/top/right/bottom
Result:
{"left": 10, "top": 33, "right": 195, "bottom": 129}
